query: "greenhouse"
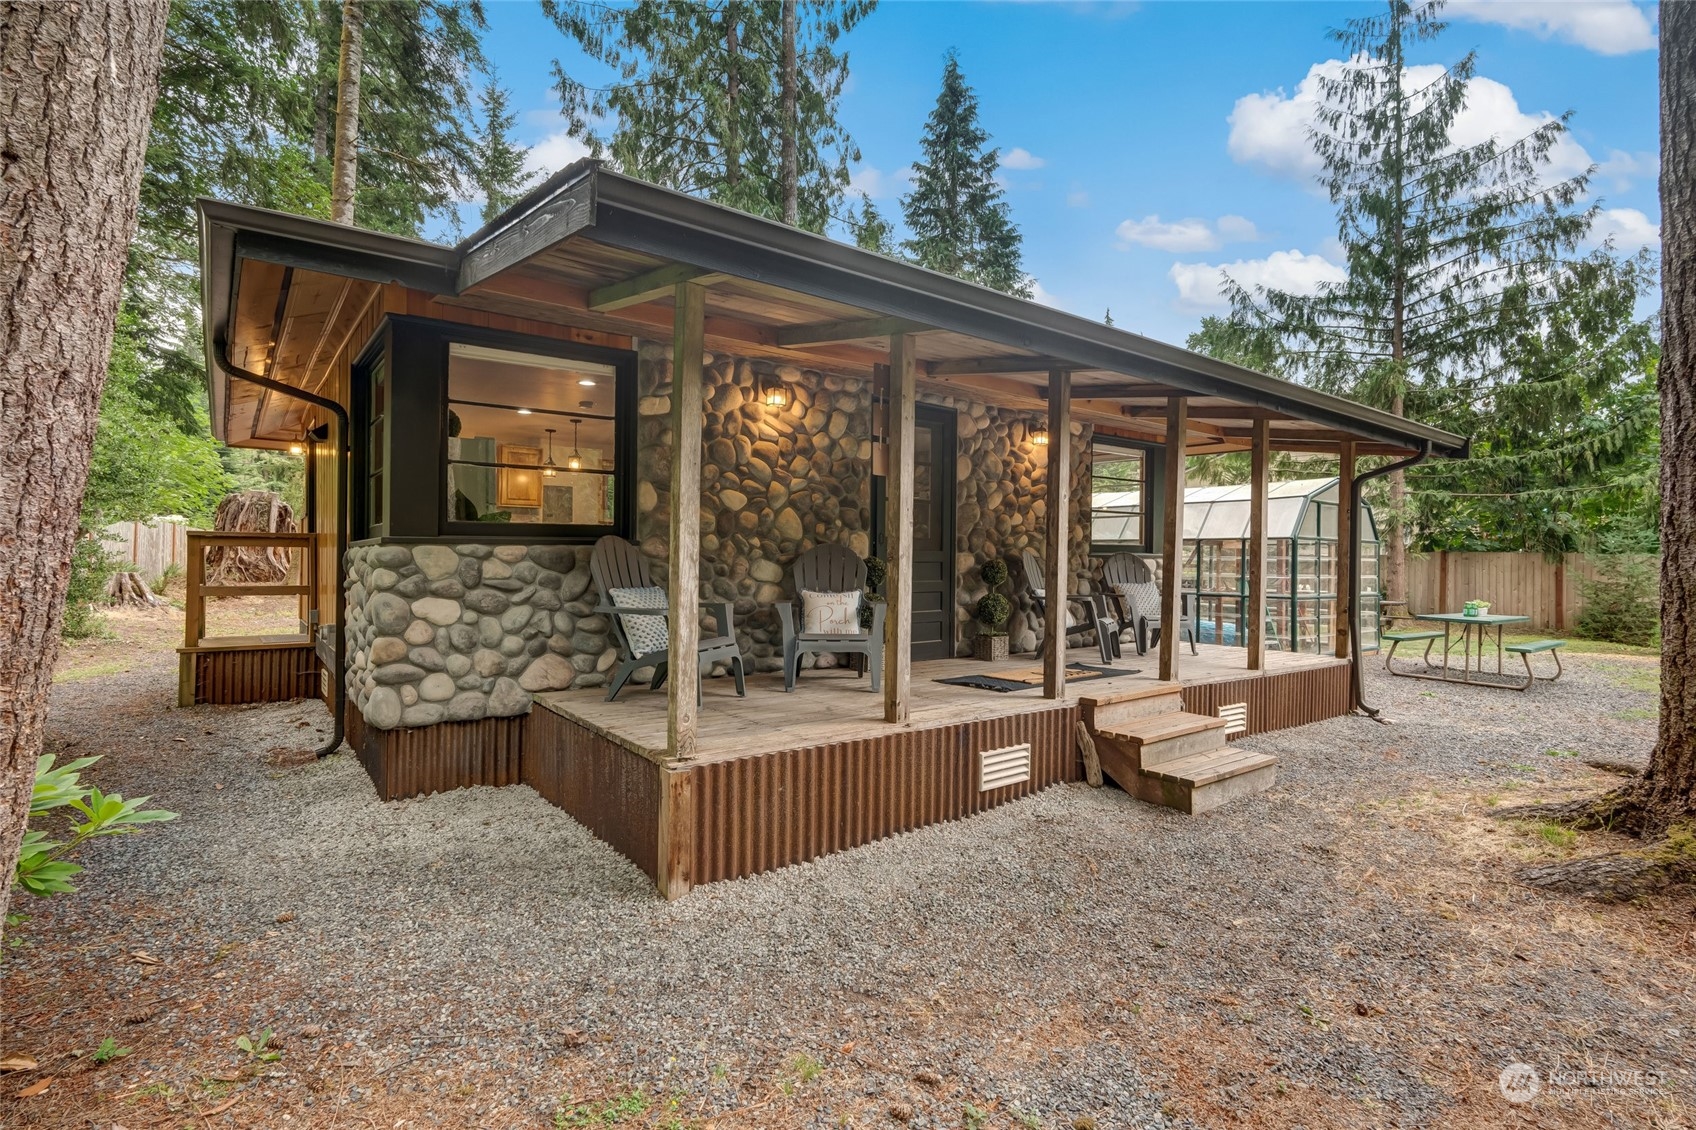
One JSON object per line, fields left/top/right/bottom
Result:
{"left": 1092, "top": 476, "right": 1381, "bottom": 656}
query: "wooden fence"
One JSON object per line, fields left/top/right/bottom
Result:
{"left": 1402, "top": 551, "right": 1656, "bottom": 632}
{"left": 101, "top": 518, "right": 188, "bottom": 582}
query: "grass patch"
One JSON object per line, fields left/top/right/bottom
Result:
{"left": 555, "top": 1089, "right": 650, "bottom": 1128}
{"left": 1595, "top": 664, "right": 1662, "bottom": 694}
{"left": 1517, "top": 819, "right": 1578, "bottom": 852}
{"left": 1613, "top": 707, "right": 1656, "bottom": 722}
{"left": 53, "top": 660, "right": 131, "bottom": 683}
{"left": 1501, "top": 631, "right": 1658, "bottom": 659}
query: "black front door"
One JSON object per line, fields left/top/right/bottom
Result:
{"left": 875, "top": 405, "right": 956, "bottom": 661}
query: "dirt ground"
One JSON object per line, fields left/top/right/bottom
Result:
{"left": 4, "top": 607, "right": 1693, "bottom": 1130}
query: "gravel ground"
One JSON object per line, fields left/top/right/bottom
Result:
{"left": 3, "top": 640, "right": 1693, "bottom": 1130}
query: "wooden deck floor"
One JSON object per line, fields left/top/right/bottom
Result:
{"left": 534, "top": 644, "right": 1344, "bottom": 766}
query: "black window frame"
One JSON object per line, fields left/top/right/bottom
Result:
{"left": 1088, "top": 436, "right": 1153, "bottom": 553}
{"left": 351, "top": 315, "right": 638, "bottom": 543}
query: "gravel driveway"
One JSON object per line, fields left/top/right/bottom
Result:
{"left": 3, "top": 646, "right": 1691, "bottom": 1129}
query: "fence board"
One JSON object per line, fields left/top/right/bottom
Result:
{"left": 101, "top": 518, "right": 188, "bottom": 582}
{"left": 1403, "top": 551, "right": 1652, "bottom": 632}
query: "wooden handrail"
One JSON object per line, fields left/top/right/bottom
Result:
{"left": 184, "top": 529, "right": 318, "bottom": 648}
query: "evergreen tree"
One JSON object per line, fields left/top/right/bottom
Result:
{"left": 472, "top": 76, "right": 537, "bottom": 223}
{"left": 851, "top": 194, "right": 896, "bottom": 255}
{"left": 1227, "top": 0, "right": 1604, "bottom": 601}
{"left": 545, "top": 0, "right": 874, "bottom": 233}
{"left": 1103, "top": 308, "right": 1114, "bottom": 327}
{"left": 901, "top": 51, "right": 1027, "bottom": 295}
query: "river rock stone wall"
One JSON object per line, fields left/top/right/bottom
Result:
{"left": 344, "top": 345, "right": 1099, "bottom": 729}
{"left": 343, "top": 542, "right": 611, "bottom": 729}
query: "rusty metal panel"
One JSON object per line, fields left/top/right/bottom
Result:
{"left": 522, "top": 708, "right": 662, "bottom": 883}
{"left": 348, "top": 708, "right": 524, "bottom": 801}
{"left": 192, "top": 645, "right": 319, "bottom": 706}
{"left": 1180, "top": 662, "right": 1350, "bottom": 738}
{"left": 688, "top": 703, "right": 1081, "bottom": 885}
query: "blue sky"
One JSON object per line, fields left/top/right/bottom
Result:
{"left": 470, "top": 0, "right": 1662, "bottom": 348}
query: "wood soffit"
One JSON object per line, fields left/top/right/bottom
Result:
{"left": 225, "top": 231, "right": 1420, "bottom": 455}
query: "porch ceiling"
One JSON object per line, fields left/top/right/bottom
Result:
{"left": 203, "top": 162, "right": 1469, "bottom": 460}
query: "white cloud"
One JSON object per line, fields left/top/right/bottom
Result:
{"left": 1586, "top": 206, "right": 1661, "bottom": 251}
{"left": 1002, "top": 147, "right": 1046, "bottom": 170}
{"left": 848, "top": 163, "right": 914, "bottom": 201}
{"left": 1066, "top": 189, "right": 1090, "bottom": 208}
{"left": 1028, "top": 279, "right": 1067, "bottom": 310}
{"left": 1115, "top": 214, "right": 1261, "bottom": 252}
{"left": 1596, "top": 148, "right": 1659, "bottom": 192}
{"left": 1447, "top": 0, "right": 1655, "bottom": 55}
{"left": 524, "top": 130, "right": 593, "bottom": 179}
{"left": 1168, "top": 249, "right": 1345, "bottom": 311}
{"left": 1228, "top": 61, "right": 1595, "bottom": 188}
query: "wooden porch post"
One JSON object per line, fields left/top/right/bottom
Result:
{"left": 1334, "top": 441, "right": 1356, "bottom": 660}
{"left": 884, "top": 333, "right": 917, "bottom": 724}
{"left": 1042, "top": 367, "right": 1072, "bottom": 699}
{"left": 1159, "top": 397, "right": 1187, "bottom": 683}
{"left": 667, "top": 282, "right": 706, "bottom": 759}
{"left": 1246, "top": 417, "right": 1270, "bottom": 670}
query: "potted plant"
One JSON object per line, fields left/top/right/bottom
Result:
{"left": 973, "top": 557, "right": 1012, "bottom": 660}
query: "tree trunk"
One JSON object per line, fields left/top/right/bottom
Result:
{"left": 780, "top": 0, "right": 798, "bottom": 226}
{"left": 1646, "top": 0, "right": 1696, "bottom": 835}
{"left": 0, "top": 0, "right": 169, "bottom": 935}
{"left": 724, "top": 7, "right": 740, "bottom": 190}
{"left": 329, "top": 0, "right": 363, "bottom": 225}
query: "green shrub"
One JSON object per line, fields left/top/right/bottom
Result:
{"left": 980, "top": 557, "right": 1009, "bottom": 588}
{"left": 1577, "top": 554, "right": 1659, "bottom": 646}
{"left": 976, "top": 592, "right": 1012, "bottom": 634}
{"left": 60, "top": 536, "right": 114, "bottom": 640}
{"left": 13, "top": 755, "right": 176, "bottom": 915}
{"left": 863, "top": 555, "right": 887, "bottom": 591}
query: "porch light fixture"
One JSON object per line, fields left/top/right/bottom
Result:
{"left": 760, "top": 372, "right": 789, "bottom": 409}
{"left": 288, "top": 442, "right": 305, "bottom": 455}
{"left": 1030, "top": 420, "right": 1050, "bottom": 446}
{"left": 542, "top": 427, "right": 559, "bottom": 477}
{"left": 567, "top": 418, "right": 584, "bottom": 471}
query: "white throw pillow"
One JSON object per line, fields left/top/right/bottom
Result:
{"left": 801, "top": 589, "right": 861, "bottom": 636}
{"left": 609, "top": 586, "right": 669, "bottom": 657}
{"left": 1113, "top": 581, "right": 1162, "bottom": 626}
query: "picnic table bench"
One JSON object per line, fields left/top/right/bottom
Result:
{"left": 1504, "top": 638, "right": 1566, "bottom": 690}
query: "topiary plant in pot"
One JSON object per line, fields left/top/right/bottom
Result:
{"left": 974, "top": 557, "right": 1012, "bottom": 660}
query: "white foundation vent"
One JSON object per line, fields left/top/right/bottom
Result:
{"left": 1218, "top": 702, "right": 1249, "bottom": 738}
{"left": 979, "top": 743, "right": 1032, "bottom": 792}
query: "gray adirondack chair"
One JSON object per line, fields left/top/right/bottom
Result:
{"left": 1018, "top": 549, "right": 1116, "bottom": 664}
{"left": 774, "top": 544, "right": 884, "bottom": 692}
{"left": 1099, "top": 551, "right": 1196, "bottom": 657}
{"left": 590, "top": 536, "right": 747, "bottom": 703}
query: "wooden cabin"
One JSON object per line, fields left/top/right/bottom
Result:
{"left": 193, "top": 161, "right": 1469, "bottom": 897}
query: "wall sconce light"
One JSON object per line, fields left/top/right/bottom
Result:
{"left": 760, "top": 373, "right": 790, "bottom": 409}
{"left": 1030, "top": 421, "right": 1050, "bottom": 446}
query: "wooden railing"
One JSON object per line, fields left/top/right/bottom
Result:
{"left": 182, "top": 530, "right": 317, "bottom": 647}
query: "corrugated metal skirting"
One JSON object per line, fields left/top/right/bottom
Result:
{"left": 521, "top": 709, "right": 661, "bottom": 882}
{"left": 1180, "top": 662, "right": 1351, "bottom": 738}
{"left": 689, "top": 706, "right": 1082, "bottom": 885}
{"left": 348, "top": 707, "right": 524, "bottom": 801}
{"left": 192, "top": 646, "right": 319, "bottom": 705}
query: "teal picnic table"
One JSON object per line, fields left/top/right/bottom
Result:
{"left": 1402, "top": 611, "right": 1531, "bottom": 684}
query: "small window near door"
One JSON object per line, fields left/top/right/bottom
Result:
{"left": 1091, "top": 440, "right": 1149, "bottom": 550}
{"left": 445, "top": 343, "right": 619, "bottom": 533}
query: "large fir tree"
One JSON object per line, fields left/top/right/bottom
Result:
{"left": 1226, "top": 0, "right": 1612, "bottom": 600}
{"left": 471, "top": 75, "right": 537, "bottom": 223}
{"left": 901, "top": 51, "right": 1027, "bottom": 295}
{"left": 545, "top": 0, "right": 873, "bottom": 233}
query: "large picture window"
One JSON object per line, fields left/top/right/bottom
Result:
{"left": 352, "top": 317, "right": 636, "bottom": 542}
{"left": 1090, "top": 440, "right": 1149, "bottom": 550}
{"left": 446, "top": 344, "right": 619, "bottom": 530}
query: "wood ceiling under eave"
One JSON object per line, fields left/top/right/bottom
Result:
{"left": 226, "top": 261, "right": 382, "bottom": 446}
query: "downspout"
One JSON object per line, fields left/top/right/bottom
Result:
{"left": 212, "top": 339, "right": 350, "bottom": 758}
{"left": 1349, "top": 441, "right": 1432, "bottom": 720}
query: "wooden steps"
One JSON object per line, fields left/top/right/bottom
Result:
{"left": 1081, "top": 683, "right": 1277, "bottom": 815}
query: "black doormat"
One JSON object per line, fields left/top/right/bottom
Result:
{"left": 935, "top": 662, "right": 1141, "bottom": 694}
